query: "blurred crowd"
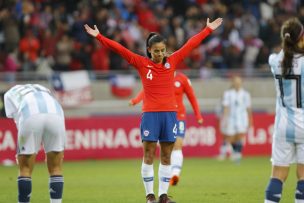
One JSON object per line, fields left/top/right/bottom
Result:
{"left": 0, "top": 0, "right": 303, "bottom": 76}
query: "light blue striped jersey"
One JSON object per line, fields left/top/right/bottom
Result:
{"left": 4, "top": 84, "right": 64, "bottom": 125}
{"left": 222, "top": 88, "right": 251, "bottom": 127}
{"left": 269, "top": 50, "right": 304, "bottom": 143}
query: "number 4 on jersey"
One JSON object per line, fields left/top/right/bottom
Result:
{"left": 146, "top": 69, "right": 153, "bottom": 80}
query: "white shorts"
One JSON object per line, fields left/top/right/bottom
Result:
{"left": 17, "top": 114, "right": 66, "bottom": 154}
{"left": 220, "top": 120, "right": 247, "bottom": 136}
{"left": 271, "top": 138, "right": 304, "bottom": 166}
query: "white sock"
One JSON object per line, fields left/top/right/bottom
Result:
{"left": 141, "top": 162, "right": 154, "bottom": 195}
{"left": 264, "top": 200, "right": 278, "bottom": 203}
{"left": 158, "top": 164, "right": 171, "bottom": 197}
{"left": 219, "top": 143, "right": 227, "bottom": 157}
{"left": 50, "top": 199, "right": 62, "bottom": 203}
{"left": 295, "top": 199, "right": 304, "bottom": 203}
{"left": 171, "top": 150, "right": 183, "bottom": 177}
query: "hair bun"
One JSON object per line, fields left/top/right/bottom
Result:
{"left": 284, "top": 33, "right": 291, "bottom": 38}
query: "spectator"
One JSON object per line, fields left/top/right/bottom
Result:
{"left": 19, "top": 28, "right": 40, "bottom": 71}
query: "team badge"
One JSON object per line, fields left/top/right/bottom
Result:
{"left": 174, "top": 81, "right": 181, "bottom": 87}
{"left": 144, "top": 130, "right": 150, "bottom": 136}
{"left": 164, "top": 62, "right": 171, "bottom": 69}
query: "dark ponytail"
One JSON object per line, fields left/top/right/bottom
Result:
{"left": 281, "top": 18, "right": 304, "bottom": 77}
{"left": 146, "top": 32, "right": 166, "bottom": 59}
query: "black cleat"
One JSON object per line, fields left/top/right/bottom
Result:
{"left": 158, "top": 194, "right": 176, "bottom": 203}
{"left": 146, "top": 193, "right": 157, "bottom": 203}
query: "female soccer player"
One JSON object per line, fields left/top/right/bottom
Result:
{"left": 129, "top": 71, "right": 203, "bottom": 187}
{"left": 4, "top": 84, "right": 65, "bottom": 203}
{"left": 85, "top": 18, "right": 222, "bottom": 203}
{"left": 218, "top": 76, "right": 253, "bottom": 162}
{"left": 265, "top": 18, "right": 304, "bottom": 203}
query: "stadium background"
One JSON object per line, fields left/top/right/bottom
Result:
{"left": 0, "top": 0, "right": 303, "bottom": 202}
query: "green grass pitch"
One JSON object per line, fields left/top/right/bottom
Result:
{"left": 0, "top": 157, "right": 298, "bottom": 203}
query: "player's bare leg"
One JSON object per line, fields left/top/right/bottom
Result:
{"left": 170, "top": 137, "right": 183, "bottom": 186}
{"left": 47, "top": 151, "right": 64, "bottom": 203}
{"left": 17, "top": 154, "right": 36, "bottom": 203}
{"left": 142, "top": 141, "right": 157, "bottom": 203}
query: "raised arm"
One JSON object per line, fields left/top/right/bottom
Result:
{"left": 171, "top": 18, "right": 223, "bottom": 65}
{"left": 84, "top": 24, "right": 143, "bottom": 67}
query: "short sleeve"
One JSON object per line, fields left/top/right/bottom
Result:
{"left": 245, "top": 92, "right": 251, "bottom": 108}
{"left": 222, "top": 91, "right": 230, "bottom": 107}
{"left": 4, "top": 92, "right": 17, "bottom": 118}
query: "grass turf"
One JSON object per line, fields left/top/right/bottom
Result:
{"left": 0, "top": 157, "right": 297, "bottom": 203}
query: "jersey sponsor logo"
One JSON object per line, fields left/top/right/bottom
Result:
{"left": 174, "top": 81, "right": 181, "bottom": 87}
{"left": 143, "top": 130, "right": 150, "bottom": 136}
{"left": 147, "top": 65, "right": 153, "bottom": 68}
{"left": 164, "top": 62, "right": 171, "bottom": 69}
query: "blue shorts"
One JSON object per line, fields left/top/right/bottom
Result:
{"left": 140, "top": 112, "right": 177, "bottom": 142}
{"left": 176, "top": 120, "right": 186, "bottom": 138}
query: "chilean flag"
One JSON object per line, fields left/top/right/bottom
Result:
{"left": 110, "top": 74, "right": 135, "bottom": 98}
{"left": 50, "top": 70, "right": 93, "bottom": 107}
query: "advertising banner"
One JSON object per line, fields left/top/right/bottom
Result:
{"left": 0, "top": 113, "right": 274, "bottom": 163}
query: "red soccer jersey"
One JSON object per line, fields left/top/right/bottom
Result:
{"left": 131, "top": 72, "right": 203, "bottom": 121}
{"left": 96, "top": 27, "right": 212, "bottom": 112}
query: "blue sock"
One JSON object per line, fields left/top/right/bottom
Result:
{"left": 18, "top": 176, "right": 32, "bottom": 203}
{"left": 265, "top": 178, "right": 283, "bottom": 202}
{"left": 231, "top": 143, "right": 237, "bottom": 152}
{"left": 49, "top": 175, "right": 64, "bottom": 200}
{"left": 296, "top": 180, "right": 304, "bottom": 200}
{"left": 236, "top": 141, "right": 243, "bottom": 153}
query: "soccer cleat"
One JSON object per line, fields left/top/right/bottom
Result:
{"left": 170, "top": 175, "right": 179, "bottom": 186}
{"left": 158, "top": 194, "right": 176, "bottom": 203}
{"left": 146, "top": 193, "right": 157, "bottom": 203}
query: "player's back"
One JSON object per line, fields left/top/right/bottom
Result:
{"left": 4, "top": 84, "right": 64, "bottom": 124}
{"left": 269, "top": 50, "right": 304, "bottom": 142}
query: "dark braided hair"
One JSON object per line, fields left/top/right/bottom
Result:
{"left": 281, "top": 18, "right": 304, "bottom": 77}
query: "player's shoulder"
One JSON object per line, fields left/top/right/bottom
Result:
{"left": 242, "top": 89, "right": 251, "bottom": 97}
{"left": 5, "top": 84, "right": 20, "bottom": 95}
{"left": 176, "top": 72, "right": 192, "bottom": 86}
{"left": 269, "top": 50, "right": 283, "bottom": 67}
{"left": 224, "top": 88, "right": 233, "bottom": 94}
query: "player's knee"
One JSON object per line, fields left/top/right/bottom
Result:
{"left": 19, "top": 165, "right": 33, "bottom": 177}
{"left": 19, "top": 169, "right": 32, "bottom": 177}
{"left": 265, "top": 178, "right": 283, "bottom": 202}
{"left": 143, "top": 152, "right": 154, "bottom": 164}
{"left": 48, "top": 166, "right": 62, "bottom": 176}
{"left": 296, "top": 180, "right": 304, "bottom": 200}
{"left": 160, "top": 155, "right": 171, "bottom": 165}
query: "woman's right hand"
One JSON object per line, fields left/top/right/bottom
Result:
{"left": 84, "top": 24, "right": 100, "bottom": 37}
{"left": 206, "top": 18, "right": 223, "bottom": 31}
{"left": 129, "top": 100, "right": 135, "bottom": 106}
